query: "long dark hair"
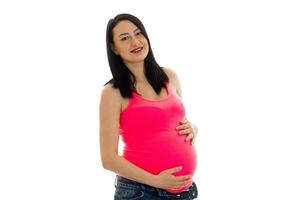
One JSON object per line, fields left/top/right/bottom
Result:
{"left": 105, "top": 13, "right": 169, "bottom": 98}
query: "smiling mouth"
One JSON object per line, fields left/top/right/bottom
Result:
{"left": 130, "top": 47, "right": 143, "bottom": 54}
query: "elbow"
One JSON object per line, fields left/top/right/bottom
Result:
{"left": 101, "top": 157, "right": 111, "bottom": 170}
{"left": 101, "top": 155, "right": 117, "bottom": 170}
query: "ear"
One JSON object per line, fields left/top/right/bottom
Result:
{"left": 110, "top": 43, "right": 119, "bottom": 55}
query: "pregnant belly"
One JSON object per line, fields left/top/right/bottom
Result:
{"left": 122, "top": 131, "right": 197, "bottom": 193}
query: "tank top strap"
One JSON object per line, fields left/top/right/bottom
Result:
{"left": 165, "top": 82, "right": 170, "bottom": 94}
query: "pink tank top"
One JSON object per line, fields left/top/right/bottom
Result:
{"left": 119, "top": 82, "right": 197, "bottom": 193}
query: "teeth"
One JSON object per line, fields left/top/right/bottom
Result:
{"left": 132, "top": 47, "right": 142, "bottom": 53}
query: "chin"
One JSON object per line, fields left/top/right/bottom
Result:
{"left": 130, "top": 55, "right": 147, "bottom": 62}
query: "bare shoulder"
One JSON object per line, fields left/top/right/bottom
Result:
{"left": 162, "top": 67, "right": 177, "bottom": 80}
{"left": 162, "top": 67, "right": 182, "bottom": 98}
{"left": 101, "top": 83, "right": 118, "bottom": 99}
{"left": 99, "top": 83, "right": 122, "bottom": 165}
{"left": 100, "top": 83, "right": 122, "bottom": 111}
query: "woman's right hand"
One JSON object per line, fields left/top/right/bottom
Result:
{"left": 152, "top": 166, "right": 192, "bottom": 190}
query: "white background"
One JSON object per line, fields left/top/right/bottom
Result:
{"left": 0, "top": 0, "right": 299, "bottom": 199}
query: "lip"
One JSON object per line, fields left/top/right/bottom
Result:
{"left": 130, "top": 47, "right": 143, "bottom": 53}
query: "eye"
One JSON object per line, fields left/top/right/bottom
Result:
{"left": 136, "top": 32, "right": 142, "bottom": 36}
{"left": 120, "top": 36, "right": 129, "bottom": 41}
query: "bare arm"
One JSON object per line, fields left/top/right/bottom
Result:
{"left": 162, "top": 67, "right": 183, "bottom": 98}
{"left": 99, "top": 84, "right": 157, "bottom": 187}
{"left": 163, "top": 67, "right": 198, "bottom": 141}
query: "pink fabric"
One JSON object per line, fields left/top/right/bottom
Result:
{"left": 119, "top": 82, "right": 197, "bottom": 193}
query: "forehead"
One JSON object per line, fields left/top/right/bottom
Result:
{"left": 112, "top": 20, "right": 139, "bottom": 35}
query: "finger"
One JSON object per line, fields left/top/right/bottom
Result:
{"left": 171, "top": 185, "right": 182, "bottom": 190}
{"left": 191, "top": 137, "right": 196, "bottom": 145}
{"left": 171, "top": 181, "right": 191, "bottom": 189}
{"left": 176, "top": 124, "right": 189, "bottom": 130}
{"left": 172, "top": 181, "right": 188, "bottom": 189}
{"left": 176, "top": 182, "right": 188, "bottom": 189}
{"left": 169, "top": 166, "right": 183, "bottom": 174}
{"left": 185, "top": 133, "right": 194, "bottom": 141}
{"left": 179, "top": 128, "right": 191, "bottom": 135}
{"left": 176, "top": 175, "right": 192, "bottom": 181}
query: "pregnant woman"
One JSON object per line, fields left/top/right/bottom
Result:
{"left": 100, "top": 13, "right": 198, "bottom": 199}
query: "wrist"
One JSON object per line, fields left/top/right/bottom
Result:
{"left": 147, "top": 174, "right": 158, "bottom": 187}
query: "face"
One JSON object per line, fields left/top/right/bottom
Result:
{"left": 111, "top": 20, "right": 149, "bottom": 65}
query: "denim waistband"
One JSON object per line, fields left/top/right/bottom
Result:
{"left": 114, "top": 175, "right": 197, "bottom": 198}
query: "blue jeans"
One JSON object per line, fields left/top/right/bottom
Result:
{"left": 114, "top": 175, "right": 198, "bottom": 200}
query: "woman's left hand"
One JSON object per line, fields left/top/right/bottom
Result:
{"left": 176, "top": 119, "right": 198, "bottom": 145}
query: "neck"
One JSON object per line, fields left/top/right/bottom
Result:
{"left": 124, "top": 61, "right": 147, "bottom": 82}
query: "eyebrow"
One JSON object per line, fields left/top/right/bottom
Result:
{"left": 118, "top": 28, "right": 140, "bottom": 37}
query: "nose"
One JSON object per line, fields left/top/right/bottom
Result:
{"left": 131, "top": 37, "right": 141, "bottom": 46}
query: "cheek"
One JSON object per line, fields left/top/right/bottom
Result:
{"left": 116, "top": 45, "right": 130, "bottom": 54}
{"left": 140, "top": 39, "right": 149, "bottom": 50}
{"left": 142, "top": 38, "right": 149, "bottom": 47}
